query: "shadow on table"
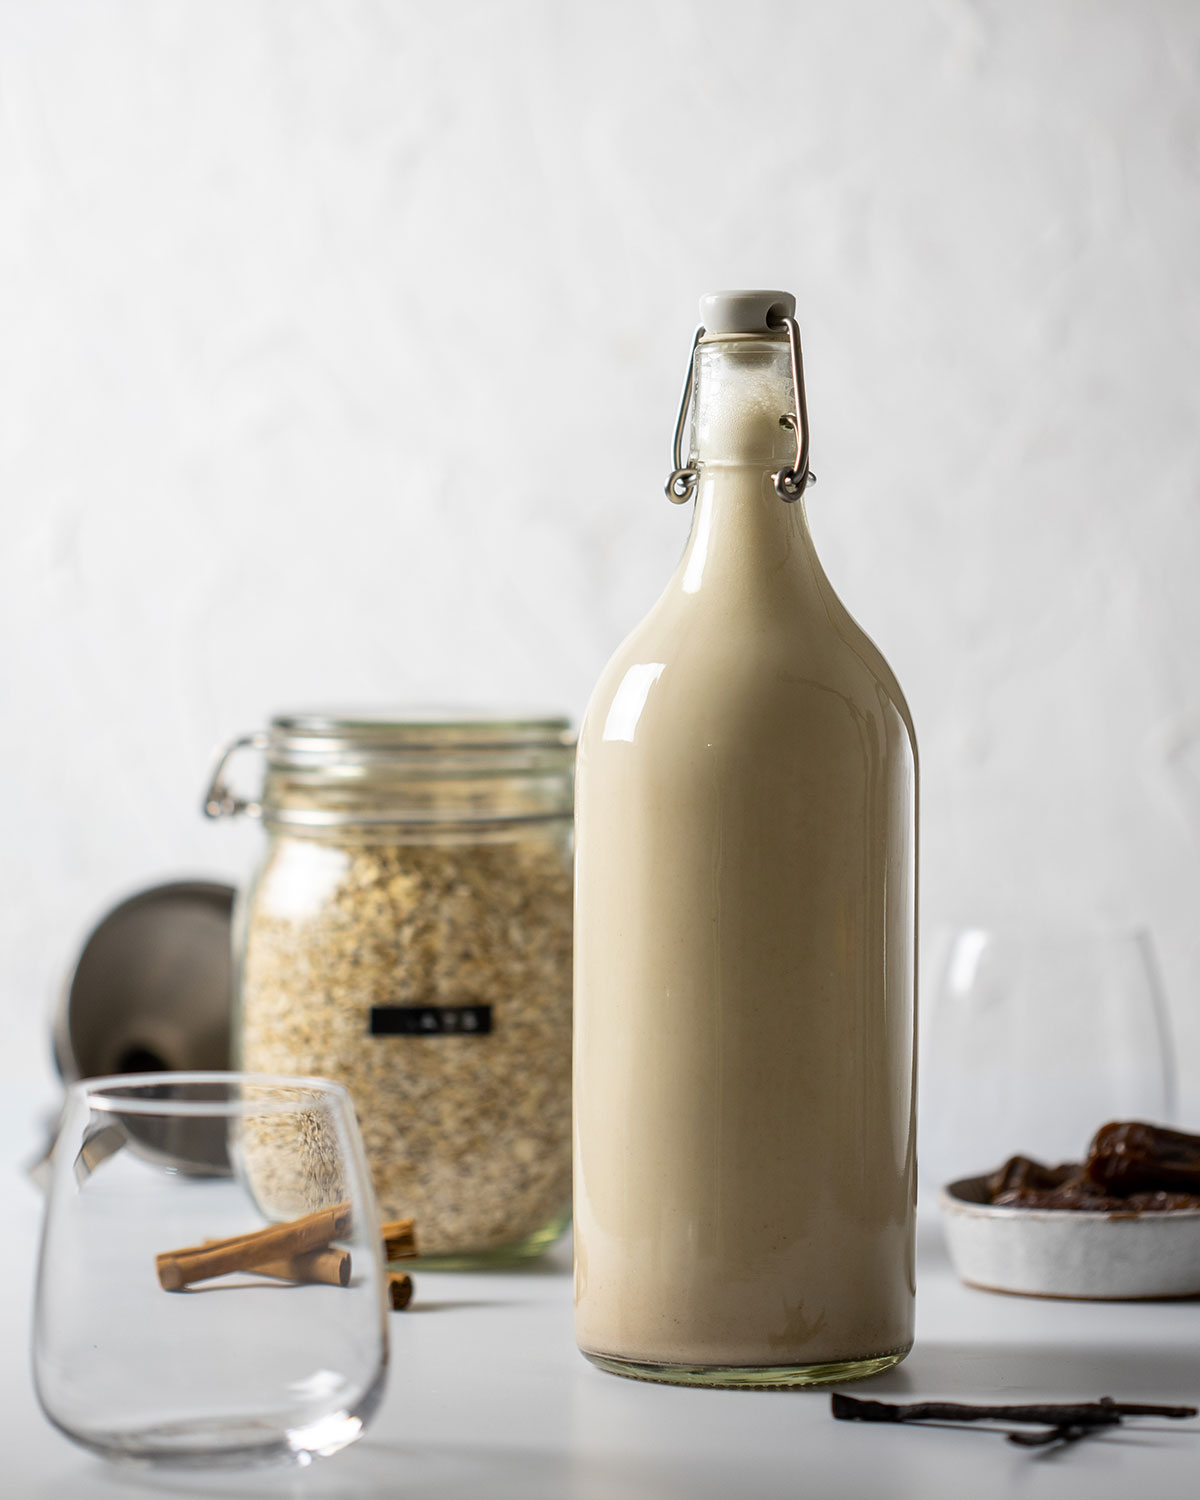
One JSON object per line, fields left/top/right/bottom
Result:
{"left": 78, "top": 1440, "right": 663, "bottom": 1500}
{"left": 404, "top": 1297, "right": 537, "bottom": 1312}
{"left": 860, "top": 1339, "right": 1200, "bottom": 1401}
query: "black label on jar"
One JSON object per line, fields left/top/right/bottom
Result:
{"left": 369, "top": 1004, "right": 493, "bottom": 1037}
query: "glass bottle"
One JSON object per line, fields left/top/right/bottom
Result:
{"left": 204, "top": 710, "right": 575, "bottom": 1267}
{"left": 573, "top": 291, "right": 917, "bottom": 1386}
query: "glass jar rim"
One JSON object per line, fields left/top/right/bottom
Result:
{"left": 204, "top": 709, "right": 576, "bottom": 828}
{"left": 69, "top": 1070, "right": 352, "bottom": 1118}
{"left": 267, "top": 708, "right": 574, "bottom": 765}
{"left": 263, "top": 708, "right": 575, "bottom": 828}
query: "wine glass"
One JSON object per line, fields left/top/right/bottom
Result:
{"left": 33, "top": 1072, "right": 387, "bottom": 1469}
{"left": 920, "top": 926, "right": 1176, "bottom": 1197}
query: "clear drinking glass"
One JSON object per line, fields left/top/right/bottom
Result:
{"left": 921, "top": 926, "right": 1176, "bottom": 1194}
{"left": 33, "top": 1073, "right": 388, "bottom": 1469}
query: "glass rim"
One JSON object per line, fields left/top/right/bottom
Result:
{"left": 68, "top": 1070, "right": 352, "bottom": 1118}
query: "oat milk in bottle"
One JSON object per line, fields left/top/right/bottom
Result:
{"left": 573, "top": 290, "right": 917, "bottom": 1387}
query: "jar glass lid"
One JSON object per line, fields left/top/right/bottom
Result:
{"left": 204, "top": 708, "right": 575, "bottom": 828}
{"left": 266, "top": 708, "right": 573, "bottom": 766}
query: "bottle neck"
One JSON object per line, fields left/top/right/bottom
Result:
{"left": 689, "top": 336, "right": 798, "bottom": 470}
{"left": 677, "top": 337, "right": 819, "bottom": 598}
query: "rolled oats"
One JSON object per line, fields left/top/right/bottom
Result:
{"left": 238, "top": 831, "right": 573, "bottom": 1258}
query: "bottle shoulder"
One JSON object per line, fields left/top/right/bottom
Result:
{"left": 830, "top": 603, "right": 918, "bottom": 760}
{"left": 581, "top": 580, "right": 916, "bottom": 760}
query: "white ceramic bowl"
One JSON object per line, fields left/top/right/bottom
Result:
{"left": 938, "top": 1175, "right": 1200, "bottom": 1300}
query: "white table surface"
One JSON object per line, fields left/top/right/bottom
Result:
{"left": 4, "top": 1088, "right": 1199, "bottom": 1500}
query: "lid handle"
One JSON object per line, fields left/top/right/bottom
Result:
{"left": 202, "top": 732, "right": 268, "bottom": 820}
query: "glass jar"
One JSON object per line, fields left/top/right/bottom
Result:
{"left": 204, "top": 710, "right": 575, "bottom": 1267}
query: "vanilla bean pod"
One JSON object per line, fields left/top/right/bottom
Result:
{"left": 831, "top": 1394, "right": 1197, "bottom": 1431}
{"left": 1007, "top": 1425, "right": 1092, "bottom": 1449}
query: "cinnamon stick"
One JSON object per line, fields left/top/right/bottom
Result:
{"left": 199, "top": 1235, "right": 353, "bottom": 1287}
{"left": 380, "top": 1217, "right": 418, "bottom": 1262}
{"left": 387, "top": 1271, "right": 414, "bottom": 1310}
{"left": 156, "top": 1202, "right": 352, "bottom": 1290}
{"left": 252, "top": 1247, "right": 352, "bottom": 1288}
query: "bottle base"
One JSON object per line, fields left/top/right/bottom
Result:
{"left": 581, "top": 1344, "right": 911, "bottom": 1390}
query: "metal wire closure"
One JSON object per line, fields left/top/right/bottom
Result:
{"left": 769, "top": 312, "right": 816, "bottom": 502}
{"left": 665, "top": 325, "right": 704, "bottom": 502}
{"left": 202, "top": 732, "right": 268, "bottom": 819}
{"left": 664, "top": 318, "right": 817, "bottom": 504}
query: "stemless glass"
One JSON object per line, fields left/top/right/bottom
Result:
{"left": 33, "top": 1073, "right": 388, "bottom": 1469}
{"left": 921, "top": 926, "right": 1176, "bottom": 1195}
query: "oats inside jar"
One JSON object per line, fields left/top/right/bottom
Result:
{"left": 238, "top": 830, "right": 573, "bottom": 1259}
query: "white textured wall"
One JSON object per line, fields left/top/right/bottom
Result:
{"left": 2, "top": 1, "right": 1199, "bottom": 1118}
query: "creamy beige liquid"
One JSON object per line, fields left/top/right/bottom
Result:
{"left": 573, "top": 336, "right": 917, "bottom": 1376}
